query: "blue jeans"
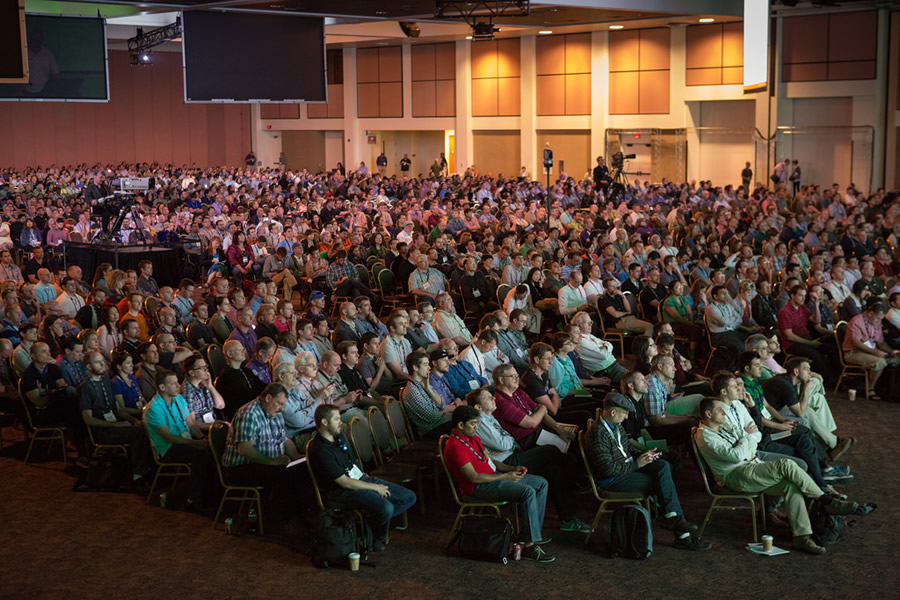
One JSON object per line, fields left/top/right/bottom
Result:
{"left": 604, "top": 459, "right": 682, "bottom": 517}
{"left": 328, "top": 476, "right": 417, "bottom": 543}
{"left": 473, "top": 473, "right": 548, "bottom": 543}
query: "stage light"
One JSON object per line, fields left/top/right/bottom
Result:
{"left": 140, "top": 52, "right": 152, "bottom": 63}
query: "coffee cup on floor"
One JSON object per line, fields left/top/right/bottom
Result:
{"left": 761, "top": 535, "right": 773, "bottom": 553}
{"left": 348, "top": 552, "right": 360, "bottom": 571}
{"left": 848, "top": 389, "right": 856, "bottom": 402}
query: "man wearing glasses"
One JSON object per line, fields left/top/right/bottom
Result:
{"left": 182, "top": 353, "right": 225, "bottom": 429}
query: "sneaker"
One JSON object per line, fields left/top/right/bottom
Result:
{"left": 824, "top": 497, "right": 858, "bottom": 516}
{"left": 823, "top": 471, "right": 854, "bottom": 484}
{"left": 372, "top": 541, "right": 387, "bottom": 553}
{"left": 660, "top": 515, "right": 699, "bottom": 534}
{"left": 673, "top": 533, "right": 712, "bottom": 551}
{"left": 823, "top": 486, "right": 848, "bottom": 500}
{"left": 523, "top": 544, "right": 556, "bottom": 563}
{"left": 794, "top": 535, "right": 826, "bottom": 555}
{"left": 533, "top": 537, "right": 552, "bottom": 545}
{"left": 560, "top": 519, "right": 592, "bottom": 533}
{"left": 827, "top": 437, "right": 854, "bottom": 462}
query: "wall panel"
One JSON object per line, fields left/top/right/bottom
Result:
{"left": 783, "top": 11, "right": 877, "bottom": 82}
{"left": 473, "top": 130, "right": 521, "bottom": 177}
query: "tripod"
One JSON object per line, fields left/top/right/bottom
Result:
{"left": 607, "top": 165, "right": 630, "bottom": 203}
{"left": 91, "top": 195, "right": 149, "bottom": 244}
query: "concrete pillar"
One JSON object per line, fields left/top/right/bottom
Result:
{"left": 454, "top": 40, "right": 473, "bottom": 173}
{"left": 342, "top": 47, "right": 361, "bottom": 170}
{"left": 590, "top": 30, "right": 609, "bottom": 163}
{"left": 520, "top": 35, "right": 537, "bottom": 178}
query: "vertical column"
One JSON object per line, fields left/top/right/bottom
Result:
{"left": 672, "top": 25, "right": 697, "bottom": 183}
{"left": 590, "top": 30, "right": 609, "bottom": 165}
{"left": 343, "top": 47, "right": 361, "bottom": 170}
{"left": 402, "top": 45, "right": 413, "bottom": 122}
{"left": 886, "top": 12, "right": 900, "bottom": 189}
{"left": 520, "top": 35, "right": 537, "bottom": 178}
{"left": 871, "top": 8, "right": 889, "bottom": 190}
{"left": 454, "top": 40, "right": 473, "bottom": 173}
{"left": 772, "top": 16, "right": 793, "bottom": 174}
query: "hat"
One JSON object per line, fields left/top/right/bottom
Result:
{"left": 603, "top": 392, "right": 635, "bottom": 413}
{"left": 309, "top": 290, "right": 326, "bottom": 300}
{"left": 429, "top": 348, "right": 448, "bottom": 362}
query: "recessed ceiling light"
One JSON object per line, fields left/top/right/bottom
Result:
{"left": 699, "top": 18, "right": 715, "bottom": 23}
{"left": 609, "top": 25, "right": 624, "bottom": 30}
{"left": 465, "top": 35, "right": 472, "bottom": 40}
{"left": 538, "top": 30, "right": 552, "bottom": 35}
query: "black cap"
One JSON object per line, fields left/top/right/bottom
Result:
{"left": 429, "top": 348, "right": 448, "bottom": 361}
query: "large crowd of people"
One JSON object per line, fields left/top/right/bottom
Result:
{"left": 0, "top": 156, "right": 883, "bottom": 559}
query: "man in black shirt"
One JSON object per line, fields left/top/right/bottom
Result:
{"left": 592, "top": 156, "right": 610, "bottom": 190}
{"left": 520, "top": 342, "right": 593, "bottom": 429}
{"left": 23, "top": 246, "right": 49, "bottom": 284}
{"left": 75, "top": 288, "right": 107, "bottom": 331}
{"left": 337, "top": 341, "right": 381, "bottom": 409}
{"left": 214, "top": 339, "right": 264, "bottom": 419}
{"left": 638, "top": 266, "right": 667, "bottom": 323}
{"left": 80, "top": 351, "right": 151, "bottom": 481}
{"left": 21, "top": 341, "right": 86, "bottom": 458}
{"left": 399, "top": 154, "right": 412, "bottom": 173}
{"left": 307, "top": 404, "right": 416, "bottom": 553}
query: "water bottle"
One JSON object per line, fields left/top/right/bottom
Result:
{"left": 247, "top": 508, "right": 258, "bottom": 534}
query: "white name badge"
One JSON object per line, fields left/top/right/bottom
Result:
{"left": 348, "top": 464, "right": 364, "bottom": 480}
{"left": 202, "top": 412, "right": 215, "bottom": 424}
{"left": 180, "top": 430, "right": 192, "bottom": 439}
{"left": 468, "top": 380, "right": 480, "bottom": 390}
{"left": 515, "top": 348, "right": 525, "bottom": 357}
{"left": 103, "top": 412, "right": 117, "bottom": 422}
{"left": 472, "top": 289, "right": 481, "bottom": 298}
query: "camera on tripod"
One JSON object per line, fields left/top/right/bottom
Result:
{"left": 611, "top": 151, "right": 636, "bottom": 170}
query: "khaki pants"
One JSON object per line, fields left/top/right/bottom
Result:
{"left": 270, "top": 269, "right": 298, "bottom": 299}
{"left": 805, "top": 377, "right": 838, "bottom": 449}
{"left": 725, "top": 458, "right": 823, "bottom": 537}
{"left": 616, "top": 315, "right": 653, "bottom": 337}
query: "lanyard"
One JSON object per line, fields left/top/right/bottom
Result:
{"left": 451, "top": 433, "right": 490, "bottom": 464}
{"left": 90, "top": 378, "right": 115, "bottom": 413}
{"left": 601, "top": 418, "right": 629, "bottom": 460}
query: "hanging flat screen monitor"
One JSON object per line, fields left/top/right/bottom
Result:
{"left": 0, "top": 0, "right": 28, "bottom": 84}
{"left": 181, "top": 11, "right": 326, "bottom": 103}
{"left": 0, "top": 14, "right": 108, "bottom": 101}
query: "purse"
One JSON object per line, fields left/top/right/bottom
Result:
{"left": 448, "top": 515, "right": 513, "bottom": 563}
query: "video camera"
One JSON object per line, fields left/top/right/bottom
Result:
{"left": 611, "top": 151, "right": 636, "bottom": 170}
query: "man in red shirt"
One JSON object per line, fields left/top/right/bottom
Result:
{"left": 491, "top": 363, "right": 576, "bottom": 450}
{"left": 776, "top": 285, "right": 836, "bottom": 387}
{"left": 443, "top": 405, "right": 555, "bottom": 562}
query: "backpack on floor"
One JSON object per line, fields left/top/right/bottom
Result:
{"left": 311, "top": 509, "right": 371, "bottom": 568}
{"left": 809, "top": 497, "right": 847, "bottom": 546}
{"left": 608, "top": 504, "right": 653, "bottom": 560}
{"left": 72, "top": 455, "right": 129, "bottom": 492}
{"left": 447, "top": 515, "right": 513, "bottom": 563}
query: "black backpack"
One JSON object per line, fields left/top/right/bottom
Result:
{"left": 311, "top": 509, "right": 373, "bottom": 569}
{"left": 809, "top": 498, "right": 848, "bottom": 546}
{"left": 608, "top": 505, "right": 653, "bottom": 560}
{"left": 447, "top": 515, "right": 513, "bottom": 563}
{"left": 72, "top": 455, "right": 129, "bottom": 492}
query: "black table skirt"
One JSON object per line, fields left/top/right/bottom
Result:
{"left": 62, "top": 243, "right": 183, "bottom": 288}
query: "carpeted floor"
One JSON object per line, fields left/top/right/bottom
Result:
{"left": 1, "top": 393, "right": 897, "bottom": 600}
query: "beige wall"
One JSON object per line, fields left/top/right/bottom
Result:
{"left": 697, "top": 100, "right": 755, "bottom": 188}
{"left": 365, "top": 130, "right": 445, "bottom": 177}
{"left": 473, "top": 131, "right": 521, "bottom": 178}
{"left": 535, "top": 130, "right": 591, "bottom": 180}
{"left": 282, "top": 130, "right": 327, "bottom": 173}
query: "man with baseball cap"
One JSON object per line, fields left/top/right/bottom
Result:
{"left": 304, "top": 290, "right": 328, "bottom": 322}
{"left": 585, "top": 392, "right": 711, "bottom": 551}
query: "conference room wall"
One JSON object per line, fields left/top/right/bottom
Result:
{"left": 0, "top": 50, "right": 251, "bottom": 170}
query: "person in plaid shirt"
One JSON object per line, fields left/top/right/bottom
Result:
{"left": 325, "top": 250, "right": 371, "bottom": 299}
{"left": 222, "top": 383, "right": 305, "bottom": 527}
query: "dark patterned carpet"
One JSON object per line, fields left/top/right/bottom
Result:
{"left": 1, "top": 393, "right": 898, "bottom": 600}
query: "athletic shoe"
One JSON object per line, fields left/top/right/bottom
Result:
{"left": 560, "top": 519, "right": 592, "bottom": 533}
{"left": 533, "top": 537, "right": 552, "bottom": 545}
{"left": 523, "top": 544, "right": 556, "bottom": 563}
{"left": 794, "top": 535, "right": 826, "bottom": 555}
{"left": 660, "top": 515, "right": 699, "bottom": 534}
{"left": 673, "top": 533, "right": 712, "bottom": 551}
{"left": 823, "top": 464, "right": 851, "bottom": 476}
{"left": 823, "top": 470, "right": 854, "bottom": 484}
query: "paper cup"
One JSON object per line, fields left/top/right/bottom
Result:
{"left": 348, "top": 552, "right": 360, "bottom": 571}
{"left": 848, "top": 389, "right": 856, "bottom": 402}
{"left": 761, "top": 535, "right": 773, "bottom": 553}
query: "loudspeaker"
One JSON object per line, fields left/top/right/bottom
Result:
{"left": 399, "top": 22, "right": 420, "bottom": 38}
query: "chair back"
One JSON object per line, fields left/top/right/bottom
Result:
{"left": 355, "top": 264, "right": 370, "bottom": 287}
{"left": 366, "top": 256, "right": 383, "bottom": 268}
{"left": 577, "top": 420, "right": 602, "bottom": 501}
{"left": 70, "top": 231, "right": 83, "bottom": 243}
{"left": 378, "top": 269, "right": 398, "bottom": 296}
{"left": 305, "top": 439, "right": 326, "bottom": 510}
{"left": 438, "top": 434, "right": 465, "bottom": 506}
{"left": 18, "top": 379, "right": 37, "bottom": 433}
{"left": 144, "top": 296, "right": 162, "bottom": 319}
{"left": 834, "top": 321, "right": 849, "bottom": 367}
{"left": 384, "top": 396, "right": 413, "bottom": 446}
{"left": 690, "top": 426, "right": 717, "bottom": 495}
{"left": 347, "top": 415, "right": 377, "bottom": 467}
{"left": 367, "top": 406, "right": 398, "bottom": 463}
{"left": 207, "top": 420, "right": 231, "bottom": 487}
{"left": 207, "top": 343, "right": 226, "bottom": 377}
{"left": 703, "top": 311, "right": 715, "bottom": 348}
{"left": 496, "top": 284, "right": 510, "bottom": 307}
